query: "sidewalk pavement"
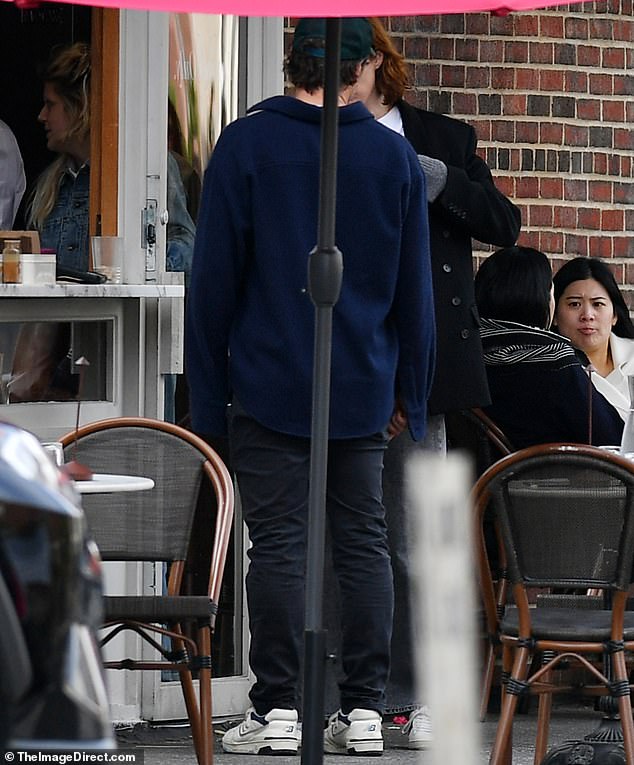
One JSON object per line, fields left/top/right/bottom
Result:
{"left": 116, "top": 700, "right": 605, "bottom": 764}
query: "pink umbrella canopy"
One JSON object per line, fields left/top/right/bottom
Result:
{"left": 5, "top": 0, "right": 572, "bottom": 15}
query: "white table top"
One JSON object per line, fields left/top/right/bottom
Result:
{"left": 73, "top": 473, "right": 155, "bottom": 494}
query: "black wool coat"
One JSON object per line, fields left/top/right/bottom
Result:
{"left": 398, "top": 99, "right": 522, "bottom": 415}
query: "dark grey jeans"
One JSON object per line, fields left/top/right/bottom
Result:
{"left": 229, "top": 403, "right": 393, "bottom": 717}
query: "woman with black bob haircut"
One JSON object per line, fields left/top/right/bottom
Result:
{"left": 476, "top": 245, "right": 553, "bottom": 329}
{"left": 474, "top": 246, "right": 623, "bottom": 449}
{"left": 554, "top": 257, "right": 634, "bottom": 420}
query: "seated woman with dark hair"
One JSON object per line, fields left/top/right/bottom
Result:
{"left": 475, "top": 246, "right": 623, "bottom": 449}
{"left": 554, "top": 256, "right": 634, "bottom": 421}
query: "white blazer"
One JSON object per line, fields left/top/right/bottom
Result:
{"left": 591, "top": 333, "right": 634, "bottom": 421}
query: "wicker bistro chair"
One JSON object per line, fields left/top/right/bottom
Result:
{"left": 473, "top": 443, "right": 634, "bottom": 765}
{"left": 446, "top": 407, "right": 516, "bottom": 720}
{"left": 59, "top": 417, "right": 234, "bottom": 765}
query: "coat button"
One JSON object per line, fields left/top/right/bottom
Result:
{"left": 461, "top": 329, "right": 470, "bottom": 339}
{"left": 452, "top": 296, "right": 461, "bottom": 306}
{"left": 443, "top": 263, "right": 452, "bottom": 273}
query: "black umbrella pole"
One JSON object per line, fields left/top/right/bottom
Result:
{"left": 301, "top": 18, "right": 342, "bottom": 765}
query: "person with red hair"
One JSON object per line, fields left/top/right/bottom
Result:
{"left": 349, "top": 17, "right": 522, "bottom": 749}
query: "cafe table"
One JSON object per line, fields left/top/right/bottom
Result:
{"left": 73, "top": 473, "right": 155, "bottom": 494}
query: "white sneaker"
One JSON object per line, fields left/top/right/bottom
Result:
{"left": 323, "top": 708, "right": 383, "bottom": 756}
{"left": 221, "top": 707, "right": 299, "bottom": 755}
{"left": 403, "top": 706, "right": 433, "bottom": 749}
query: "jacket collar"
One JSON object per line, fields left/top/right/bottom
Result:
{"left": 248, "top": 95, "right": 374, "bottom": 125}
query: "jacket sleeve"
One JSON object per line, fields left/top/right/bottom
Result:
{"left": 555, "top": 364, "right": 624, "bottom": 447}
{"left": 186, "top": 126, "right": 251, "bottom": 437}
{"left": 392, "top": 153, "right": 436, "bottom": 441}
{"left": 435, "top": 124, "right": 521, "bottom": 247}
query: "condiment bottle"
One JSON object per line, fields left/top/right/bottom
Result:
{"left": 3, "top": 239, "right": 21, "bottom": 284}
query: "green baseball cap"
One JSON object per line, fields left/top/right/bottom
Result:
{"left": 292, "top": 18, "right": 374, "bottom": 61}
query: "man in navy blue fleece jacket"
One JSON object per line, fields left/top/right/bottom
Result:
{"left": 186, "top": 17, "right": 435, "bottom": 757}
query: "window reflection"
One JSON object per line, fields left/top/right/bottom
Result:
{"left": 0, "top": 320, "right": 112, "bottom": 404}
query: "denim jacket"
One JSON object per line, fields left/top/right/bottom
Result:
{"left": 40, "top": 164, "right": 90, "bottom": 271}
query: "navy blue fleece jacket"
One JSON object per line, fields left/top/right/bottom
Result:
{"left": 186, "top": 95, "right": 435, "bottom": 440}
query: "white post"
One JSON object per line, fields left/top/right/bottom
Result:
{"left": 406, "top": 451, "right": 479, "bottom": 765}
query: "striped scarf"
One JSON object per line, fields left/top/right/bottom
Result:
{"left": 480, "top": 318, "right": 584, "bottom": 369}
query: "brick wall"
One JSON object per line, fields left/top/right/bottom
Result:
{"left": 379, "top": 3, "right": 634, "bottom": 302}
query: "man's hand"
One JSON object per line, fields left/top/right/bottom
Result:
{"left": 387, "top": 402, "right": 408, "bottom": 440}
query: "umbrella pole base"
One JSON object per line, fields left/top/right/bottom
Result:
{"left": 540, "top": 716, "right": 626, "bottom": 765}
{"left": 301, "top": 629, "right": 328, "bottom": 765}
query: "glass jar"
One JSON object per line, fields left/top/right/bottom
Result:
{"left": 2, "top": 239, "right": 21, "bottom": 284}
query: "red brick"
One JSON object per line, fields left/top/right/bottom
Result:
{"left": 589, "top": 73, "right": 614, "bottom": 96}
{"left": 613, "top": 75, "right": 634, "bottom": 97}
{"left": 577, "top": 45, "right": 601, "bottom": 67}
{"left": 577, "top": 99, "right": 601, "bottom": 120}
{"left": 418, "top": 63, "right": 440, "bottom": 87}
{"left": 430, "top": 38, "right": 454, "bottom": 60}
{"left": 602, "top": 48, "right": 625, "bottom": 69}
{"left": 466, "top": 67, "right": 490, "bottom": 88}
{"left": 589, "top": 236, "right": 613, "bottom": 258}
{"left": 475, "top": 120, "right": 492, "bottom": 141}
{"left": 455, "top": 38, "right": 479, "bottom": 62}
{"left": 442, "top": 65, "right": 466, "bottom": 87}
{"left": 578, "top": 208, "right": 601, "bottom": 230}
{"left": 553, "top": 205, "right": 576, "bottom": 227}
{"left": 614, "top": 128, "right": 634, "bottom": 151}
{"left": 516, "top": 122, "right": 539, "bottom": 143}
{"left": 490, "top": 67, "right": 515, "bottom": 90}
{"left": 564, "top": 180, "right": 588, "bottom": 201}
{"left": 516, "top": 69, "right": 539, "bottom": 91}
{"left": 503, "top": 94, "right": 527, "bottom": 116}
{"left": 565, "top": 17, "right": 589, "bottom": 39}
{"left": 505, "top": 41, "right": 529, "bottom": 63}
{"left": 465, "top": 14, "right": 489, "bottom": 35}
{"left": 594, "top": 153, "right": 608, "bottom": 174}
{"left": 492, "top": 120, "right": 515, "bottom": 142}
{"left": 515, "top": 15, "right": 539, "bottom": 36}
{"left": 480, "top": 40, "right": 504, "bottom": 62}
{"left": 529, "top": 42, "right": 553, "bottom": 65}
{"left": 565, "top": 234, "right": 589, "bottom": 257}
{"left": 541, "top": 177, "right": 564, "bottom": 199}
{"left": 510, "top": 149, "right": 521, "bottom": 172}
{"left": 604, "top": 101, "right": 626, "bottom": 123}
{"left": 408, "top": 90, "right": 427, "bottom": 110}
{"left": 539, "top": 15, "right": 564, "bottom": 38}
{"left": 614, "top": 238, "right": 634, "bottom": 258}
{"left": 440, "top": 15, "right": 465, "bottom": 35}
{"left": 540, "top": 123, "right": 564, "bottom": 145}
{"left": 529, "top": 205, "right": 553, "bottom": 226}
{"left": 589, "top": 181, "right": 612, "bottom": 203}
{"left": 622, "top": 155, "right": 632, "bottom": 177}
{"left": 453, "top": 92, "right": 477, "bottom": 114}
{"left": 495, "top": 176, "right": 515, "bottom": 198}
{"left": 602, "top": 210, "right": 625, "bottom": 231}
{"left": 516, "top": 177, "right": 539, "bottom": 198}
{"left": 540, "top": 70, "right": 564, "bottom": 92}
{"left": 490, "top": 14, "right": 514, "bottom": 35}
{"left": 518, "top": 230, "right": 541, "bottom": 249}
{"left": 404, "top": 37, "right": 429, "bottom": 59}
{"left": 564, "top": 71, "right": 588, "bottom": 93}
{"left": 564, "top": 125, "right": 589, "bottom": 147}
{"left": 614, "top": 18, "right": 634, "bottom": 43}
{"left": 540, "top": 231, "right": 564, "bottom": 254}
{"left": 589, "top": 18, "right": 614, "bottom": 40}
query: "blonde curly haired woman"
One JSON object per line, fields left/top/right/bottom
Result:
{"left": 27, "top": 42, "right": 91, "bottom": 271}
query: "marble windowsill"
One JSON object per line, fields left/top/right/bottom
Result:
{"left": 0, "top": 282, "right": 184, "bottom": 298}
